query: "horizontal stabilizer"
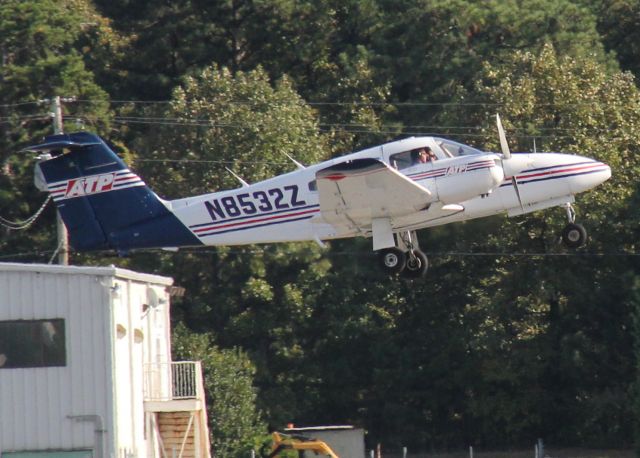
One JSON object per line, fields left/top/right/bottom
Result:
{"left": 22, "top": 133, "right": 102, "bottom": 152}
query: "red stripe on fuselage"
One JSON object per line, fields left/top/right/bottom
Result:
{"left": 193, "top": 208, "right": 319, "bottom": 234}
{"left": 508, "top": 163, "right": 604, "bottom": 181}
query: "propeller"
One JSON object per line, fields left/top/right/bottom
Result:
{"left": 496, "top": 114, "right": 524, "bottom": 210}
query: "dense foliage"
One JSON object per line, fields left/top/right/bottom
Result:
{"left": 172, "top": 323, "right": 264, "bottom": 457}
{"left": 1, "top": 0, "right": 639, "bottom": 454}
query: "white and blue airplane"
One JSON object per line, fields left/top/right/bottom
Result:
{"left": 28, "top": 116, "right": 611, "bottom": 277}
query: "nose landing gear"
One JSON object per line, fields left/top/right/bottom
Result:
{"left": 560, "top": 203, "right": 587, "bottom": 248}
{"left": 404, "top": 249, "right": 428, "bottom": 278}
{"left": 377, "top": 231, "right": 428, "bottom": 278}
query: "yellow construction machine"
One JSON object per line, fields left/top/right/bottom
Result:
{"left": 260, "top": 431, "right": 340, "bottom": 458}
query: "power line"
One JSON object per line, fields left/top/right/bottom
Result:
{"left": 110, "top": 114, "right": 616, "bottom": 132}
{"left": 0, "top": 114, "right": 50, "bottom": 121}
{"left": 3, "top": 97, "right": 625, "bottom": 109}
{"left": 81, "top": 99, "right": 506, "bottom": 107}
{"left": 1, "top": 99, "right": 634, "bottom": 136}
{"left": 74, "top": 98, "right": 618, "bottom": 108}
{"left": 0, "top": 101, "right": 44, "bottom": 108}
{"left": 134, "top": 158, "right": 291, "bottom": 166}
{"left": 0, "top": 248, "right": 58, "bottom": 261}
{"left": 0, "top": 196, "right": 51, "bottom": 230}
{"left": 109, "top": 118, "right": 624, "bottom": 141}
{"left": 8, "top": 115, "right": 605, "bottom": 141}
{"left": 2, "top": 246, "right": 636, "bottom": 261}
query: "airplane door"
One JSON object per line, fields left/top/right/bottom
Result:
{"left": 400, "top": 160, "right": 439, "bottom": 200}
{"left": 416, "top": 162, "right": 439, "bottom": 199}
{"left": 383, "top": 146, "right": 439, "bottom": 200}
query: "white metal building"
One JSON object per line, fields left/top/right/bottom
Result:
{"left": 0, "top": 263, "right": 210, "bottom": 458}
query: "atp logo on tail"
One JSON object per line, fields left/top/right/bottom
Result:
{"left": 65, "top": 173, "right": 116, "bottom": 198}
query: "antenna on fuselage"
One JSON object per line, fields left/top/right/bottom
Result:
{"left": 533, "top": 138, "right": 537, "bottom": 154}
{"left": 284, "top": 153, "right": 306, "bottom": 170}
{"left": 225, "top": 167, "right": 250, "bottom": 187}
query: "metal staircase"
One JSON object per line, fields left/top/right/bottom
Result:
{"left": 144, "top": 362, "right": 211, "bottom": 458}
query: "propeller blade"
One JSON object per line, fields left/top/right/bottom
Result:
{"left": 496, "top": 114, "right": 511, "bottom": 159}
{"left": 497, "top": 114, "right": 524, "bottom": 210}
{"left": 511, "top": 176, "right": 524, "bottom": 211}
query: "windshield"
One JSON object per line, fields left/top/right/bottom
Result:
{"left": 435, "top": 138, "right": 484, "bottom": 157}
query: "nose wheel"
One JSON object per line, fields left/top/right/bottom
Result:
{"left": 560, "top": 203, "right": 587, "bottom": 248}
{"left": 377, "top": 231, "right": 429, "bottom": 278}
{"left": 404, "top": 249, "right": 428, "bottom": 278}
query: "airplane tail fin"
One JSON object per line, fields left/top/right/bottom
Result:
{"left": 29, "top": 132, "right": 200, "bottom": 252}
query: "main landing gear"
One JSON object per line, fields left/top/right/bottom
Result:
{"left": 560, "top": 203, "right": 587, "bottom": 248}
{"left": 378, "top": 231, "right": 428, "bottom": 278}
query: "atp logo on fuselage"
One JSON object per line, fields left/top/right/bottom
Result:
{"left": 65, "top": 173, "right": 116, "bottom": 198}
{"left": 445, "top": 164, "right": 468, "bottom": 176}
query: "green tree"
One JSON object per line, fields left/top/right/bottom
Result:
{"left": 434, "top": 44, "right": 640, "bottom": 447}
{"left": 134, "top": 64, "right": 328, "bottom": 197}
{"left": 123, "top": 64, "right": 336, "bottom": 426}
{"left": 172, "top": 323, "right": 265, "bottom": 457}
{"left": 0, "top": 0, "right": 111, "bottom": 262}
{"left": 0, "top": 0, "right": 111, "bottom": 144}
{"left": 589, "top": 0, "right": 640, "bottom": 79}
{"left": 370, "top": 0, "right": 615, "bottom": 129}
{"left": 123, "top": 44, "right": 640, "bottom": 450}
{"left": 5, "top": 0, "right": 639, "bottom": 450}
{"left": 441, "top": 43, "right": 638, "bottom": 235}
{"left": 91, "top": 0, "right": 380, "bottom": 101}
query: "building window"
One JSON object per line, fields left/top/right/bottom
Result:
{"left": 0, "top": 319, "right": 66, "bottom": 368}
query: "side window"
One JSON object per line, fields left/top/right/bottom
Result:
{"left": 0, "top": 319, "right": 66, "bottom": 368}
{"left": 439, "top": 142, "right": 459, "bottom": 157}
{"left": 308, "top": 180, "right": 317, "bottom": 191}
{"left": 438, "top": 140, "right": 483, "bottom": 157}
{"left": 389, "top": 151, "right": 414, "bottom": 170}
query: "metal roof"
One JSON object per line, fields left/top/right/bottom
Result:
{"left": 0, "top": 262, "right": 173, "bottom": 286}
{"left": 284, "top": 425, "right": 356, "bottom": 431}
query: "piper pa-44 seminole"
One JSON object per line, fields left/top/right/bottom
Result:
{"left": 28, "top": 116, "right": 611, "bottom": 278}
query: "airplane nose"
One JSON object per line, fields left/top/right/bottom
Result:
{"left": 515, "top": 153, "right": 611, "bottom": 197}
{"left": 567, "top": 156, "right": 611, "bottom": 194}
{"left": 598, "top": 162, "right": 612, "bottom": 183}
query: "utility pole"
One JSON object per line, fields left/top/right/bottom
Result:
{"left": 51, "top": 96, "right": 69, "bottom": 265}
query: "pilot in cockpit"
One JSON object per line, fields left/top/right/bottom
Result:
{"left": 412, "top": 147, "right": 436, "bottom": 164}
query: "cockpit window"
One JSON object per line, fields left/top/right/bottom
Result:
{"left": 390, "top": 146, "right": 438, "bottom": 169}
{"left": 389, "top": 150, "right": 414, "bottom": 170}
{"left": 436, "top": 139, "right": 484, "bottom": 157}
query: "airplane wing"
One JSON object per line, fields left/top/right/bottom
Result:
{"left": 316, "top": 158, "right": 435, "bottom": 234}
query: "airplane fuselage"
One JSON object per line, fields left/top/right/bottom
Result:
{"left": 31, "top": 127, "right": 611, "bottom": 276}
{"left": 165, "top": 136, "right": 611, "bottom": 247}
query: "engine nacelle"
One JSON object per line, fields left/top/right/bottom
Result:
{"left": 434, "top": 156, "right": 504, "bottom": 204}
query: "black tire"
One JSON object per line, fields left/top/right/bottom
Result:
{"left": 561, "top": 223, "right": 587, "bottom": 248}
{"left": 402, "top": 250, "right": 428, "bottom": 278}
{"left": 378, "top": 248, "right": 406, "bottom": 274}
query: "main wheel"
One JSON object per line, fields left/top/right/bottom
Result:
{"left": 379, "top": 248, "right": 406, "bottom": 274}
{"left": 402, "top": 250, "right": 428, "bottom": 278}
{"left": 561, "top": 223, "right": 587, "bottom": 248}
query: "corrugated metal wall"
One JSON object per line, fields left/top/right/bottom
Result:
{"left": 0, "top": 264, "right": 173, "bottom": 458}
{"left": 0, "top": 267, "right": 112, "bottom": 454}
{"left": 111, "top": 277, "right": 172, "bottom": 458}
